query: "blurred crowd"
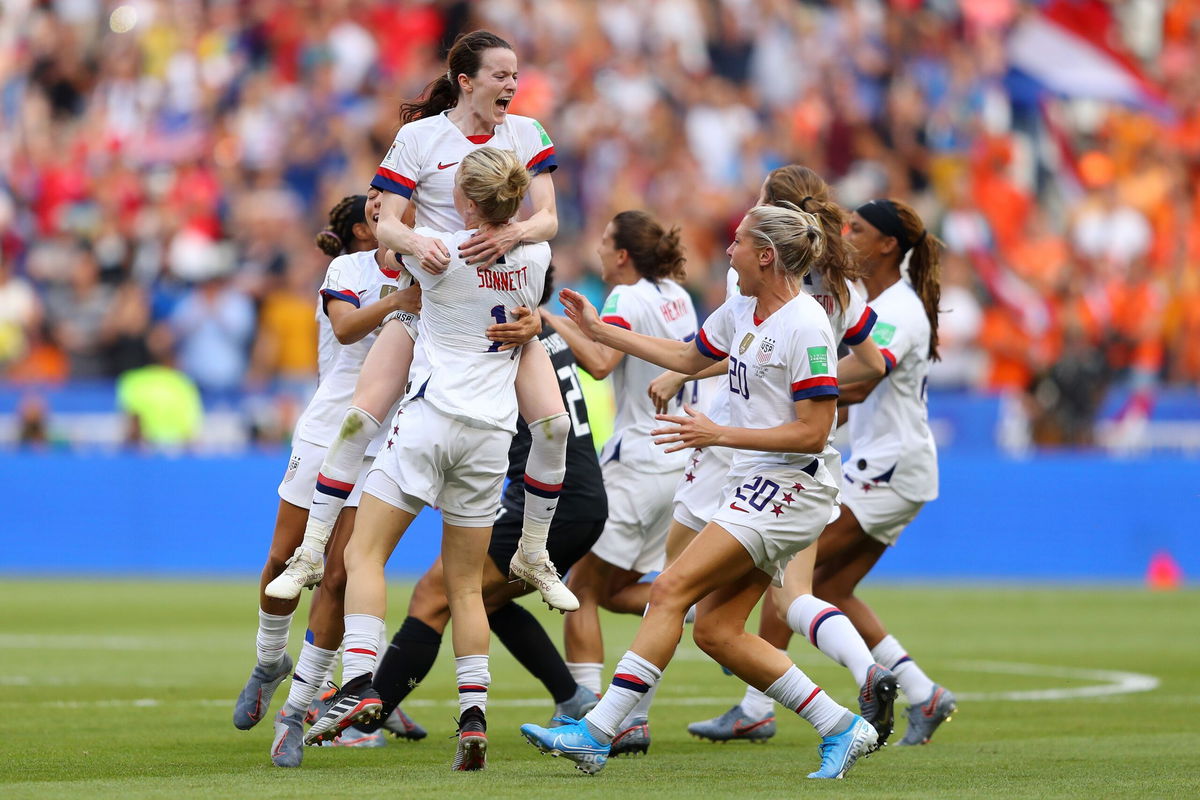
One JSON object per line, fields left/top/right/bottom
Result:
{"left": 2, "top": 0, "right": 1199, "bottom": 448}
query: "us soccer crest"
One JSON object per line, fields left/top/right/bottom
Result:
{"left": 756, "top": 337, "right": 775, "bottom": 365}
{"left": 738, "top": 332, "right": 755, "bottom": 355}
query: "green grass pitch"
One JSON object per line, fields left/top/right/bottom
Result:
{"left": 2, "top": 580, "right": 1198, "bottom": 799}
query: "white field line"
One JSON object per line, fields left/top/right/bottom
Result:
{"left": 10, "top": 659, "right": 1162, "bottom": 709}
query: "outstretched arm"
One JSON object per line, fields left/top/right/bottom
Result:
{"left": 559, "top": 288, "right": 711, "bottom": 376}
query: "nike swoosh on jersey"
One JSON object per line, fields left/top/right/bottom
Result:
{"left": 729, "top": 503, "right": 749, "bottom": 513}
{"left": 437, "top": 161, "right": 459, "bottom": 170}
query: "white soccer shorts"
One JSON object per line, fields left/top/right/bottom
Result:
{"left": 362, "top": 399, "right": 510, "bottom": 527}
{"left": 671, "top": 444, "right": 734, "bottom": 533}
{"left": 840, "top": 474, "right": 924, "bottom": 547}
{"left": 277, "top": 437, "right": 369, "bottom": 509}
{"left": 590, "top": 459, "right": 679, "bottom": 573}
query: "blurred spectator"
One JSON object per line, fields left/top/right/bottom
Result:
{"left": 0, "top": 256, "right": 40, "bottom": 369}
{"left": 248, "top": 255, "right": 320, "bottom": 398}
{"left": 116, "top": 325, "right": 203, "bottom": 448}
{"left": 42, "top": 246, "right": 113, "bottom": 379}
{"left": 99, "top": 281, "right": 153, "bottom": 375}
{"left": 169, "top": 270, "right": 255, "bottom": 399}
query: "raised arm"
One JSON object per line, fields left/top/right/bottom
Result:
{"left": 651, "top": 396, "right": 835, "bottom": 455}
{"left": 459, "top": 172, "right": 558, "bottom": 268}
{"left": 837, "top": 336, "right": 886, "bottom": 385}
{"left": 559, "top": 288, "right": 712, "bottom": 376}
{"left": 375, "top": 192, "right": 451, "bottom": 273}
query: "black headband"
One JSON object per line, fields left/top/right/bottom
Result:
{"left": 351, "top": 194, "right": 368, "bottom": 225}
{"left": 856, "top": 198, "right": 923, "bottom": 254}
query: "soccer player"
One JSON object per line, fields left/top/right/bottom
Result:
{"left": 691, "top": 197, "right": 953, "bottom": 747}
{"left": 679, "top": 167, "right": 898, "bottom": 746}
{"left": 363, "top": 267, "right": 608, "bottom": 731}
{"left": 265, "top": 30, "right": 575, "bottom": 612}
{"left": 305, "top": 147, "right": 550, "bottom": 773}
{"left": 540, "top": 211, "right": 697, "bottom": 756}
{"left": 232, "top": 195, "right": 421, "bottom": 759}
{"left": 520, "top": 204, "right": 878, "bottom": 780}
{"left": 816, "top": 198, "right": 955, "bottom": 745}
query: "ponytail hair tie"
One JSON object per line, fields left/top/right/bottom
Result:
{"left": 446, "top": 69, "right": 454, "bottom": 83}
{"left": 321, "top": 230, "right": 342, "bottom": 246}
{"left": 799, "top": 195, "right": 813, "bottom": 209}
{"left": 914, "top": 229, "right": 928, "bottom": 247}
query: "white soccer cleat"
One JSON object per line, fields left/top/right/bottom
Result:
{"left": 509, "top": 550, "right": 579, "bottom": 612}
{"left": 265, "top": 547, "right": 324, "bottom": 600}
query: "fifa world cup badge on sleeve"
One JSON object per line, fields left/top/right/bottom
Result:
{"left": 871, "top": 322, "right": 896, "bottom": 346}
{"left": 807, "top": 346, "right": 830, "bottom": 375}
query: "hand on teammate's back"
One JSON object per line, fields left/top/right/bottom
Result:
{"left": 460, "top": 221, "right": 520, "bottom": 268}
{"left": 414, "top": 234, "right": 451, "bottom": 274}
{"left": 485, "top": 306, "right": 541, "bottom": 351}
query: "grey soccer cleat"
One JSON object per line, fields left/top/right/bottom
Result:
{"left": 897, "top": 684, "right": 957, "bottom": 746}
{"left": 687, "top": 704, "right": 776, "bottom": 743}
{"left": 234, "top": 653, "right": 294, "bottom": 730}
{"left": 857, "top": 664, "right": 899, "bottom": 750}
{"left": 270, "top": 709, "right": 305, "bottom": 767}
{"left": 382, "top": 706, "right": 428, "bottom": 741}
{"left": 609, "top": 716, "right": 650, "bottom": 757}
{"left": 331, "top": 725, "right": 387, "bottom": 748}
{"left": 550, "top": 684, "right": 600, "bottom": 726}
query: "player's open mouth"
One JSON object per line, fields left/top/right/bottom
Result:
{"left": 496, "top": 97, "right": 512, "bottom": 111}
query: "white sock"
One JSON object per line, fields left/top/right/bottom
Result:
{"left": 764, "top": 665, "right": 850, "bottom": 737}
{"left": 584, "top": 651, "right": 662, "bottom": 741}
{"left": 619, "top": 682, "right": 658, "bottom": 728}
{"left": 256, "top": 609, "right": 292, "bottom": 667}
{"left": 455, "top": 654, "right": 490, "bottom": 714}
{"left": 341, "top": 613, "right": 385, "bottom": 683}
{"left": 567, "top": 662, "right": 603, "bottom": 695}
{"left": 787, "top": 594, "right": 875, "bottom": 687}
{"left": 871, "top": 634, "right": 935, "bottom": 704}
{"left": 304, "top": 407, "right": 380, "bottom": 555}
{"left": 282, "top": 638, "right": 337, "bottom": 715}
{"left": 519, "top": 413, "right": 569, "bottom": 558}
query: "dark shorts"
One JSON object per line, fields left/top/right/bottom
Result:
{"left": 487, "top": 506, "right": 606, "bottom": 578}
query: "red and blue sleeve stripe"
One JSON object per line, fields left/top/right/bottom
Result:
{"left": 695, "top": 328, "right": 727, "bottom": 360}
{"left": 602, "top": 315, "right": 631, "bottom": 330}
{"left": 371, "top": 166, "right": 416, "bottom": 199}
{"left": 881, "top": 348, "right": 897, "bottom": 375}
{"left": 842, "top": 307, "right": 877, "bottom": 345}
{"left": 320, "top": 288, "right": 360, "bottom": 310}
{"left": 792, "top": 376, "right": 839, "bottom": 400}
{"left": 527, "top": 147, "right": 557, "bottom": 174}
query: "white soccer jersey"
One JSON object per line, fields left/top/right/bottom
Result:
{"left": 706, "top": 268, "right": 876, "bottom": 425}
{"left": 371, "top": 112, "right": 557, "bottom": 233}
{"left": 599, "top": 277, "right": 698, "bottom": 472}
{"left": 295, "top": 250, "right": 413, "bottom": 454}
{"left": 845, "top": 279, "right": 939, "bottom": 503}
{"left": 695, "top": 292, "right": 841, "bottom": 477}
{"left": 401, "top": 228, "right": 549, "bottom": 433}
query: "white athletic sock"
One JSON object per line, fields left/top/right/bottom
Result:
{"left": 342, "top": 614, "right": 385, "bottom": 683}
{"left": 567, "top": 662, "right": 604, "bottom": 695}
{"left": 787, "top": 594, "right": 875, "bottom": 687}
{"left": 256, "top": 609, "right": 292, "bottom": 667}
{"left": 303, "top": 407, "right": 380, "bottom": 554}
{"left": 282, "top": 638, "right": 337, "bottom": 715}
{"left": 585, "top": 651, "right": 662, "bottom": 741}
{"left": 455, "top": 654, "right": 490, "bottom": 714}
{"left": 740, "top": 648, "right": 785, "bottom": 718}
{"left": 619, "top": 682, "right": 658, "bottom": 728}
{"left": 519, "top": 413, "right": 569, "bottom": 558}
{"left": 764, "top": 665, "right": 849, "bottom": 737}
{"left": 871, "top": 634, "right": 935, "bottom": 704}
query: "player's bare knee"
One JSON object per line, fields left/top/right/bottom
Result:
{"left": 691, "top": 616, "right": 735, "bottom": 659}
{"left": 646, "top": 572, "right": 691, "bottom": 616}
{"left": 529, "top": 411, "right": 571, "bottom": 443}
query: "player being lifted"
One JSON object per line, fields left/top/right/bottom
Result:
{"left": 521, "top": 203, "right": 878, "bottom": 780}
{"left": 305, "top": 147, "right": 550, "bottom": 773}
{"left": 265, "top": 31, "right": 575, "bottom": 612}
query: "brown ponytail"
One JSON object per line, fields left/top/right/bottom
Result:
{"left": 761, "top": 165, "right": 863, "bottom": 313}
{"left": 315, "top": 195, "right": 368, "bottom": 257}
{"left": 890, "top": 199, "right": 943, "bottom": 361}
{"left": 610, "top": 210, "right": 687, "bottom": 283}
{"left": 400, "top": 31, "right": 513, "bottom": 124}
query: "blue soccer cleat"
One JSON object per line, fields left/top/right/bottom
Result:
{"left": 520, "top": 716, "right": 610, "bottom": 775}
{"left": 807, "top": 715, "right": 878, "bottom": 779}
